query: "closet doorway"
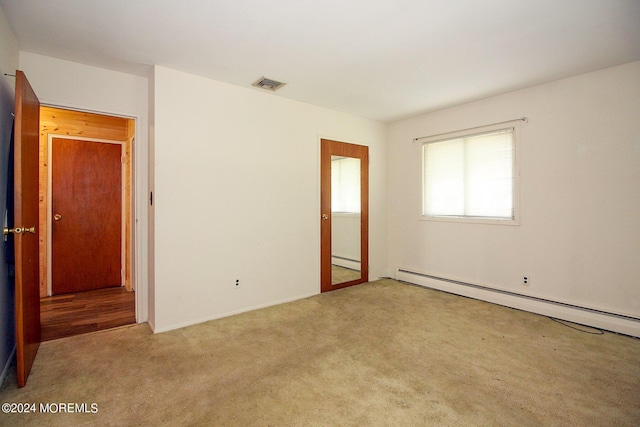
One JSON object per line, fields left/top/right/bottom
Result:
{"left": 39, "top": 106, "right": 136, "bottom": 340}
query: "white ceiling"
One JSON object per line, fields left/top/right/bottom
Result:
{"left": 2, "top": 0, "right": 640, "bottom": 122}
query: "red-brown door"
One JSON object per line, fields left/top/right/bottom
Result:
{"left": 12, "top": 71, "right": 41, "bottom": 387}
{"left": 320, "top": 139, "right": 369, "bottom": 293}
{"left": 51, "top": 138, "right": 122, "bottom": 294}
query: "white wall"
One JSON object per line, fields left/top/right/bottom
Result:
{"left": 147, "top": 70, "right": 156, "bottom": 329}
{"left": 0, "top": 5, "right": 18, "bottom": 386}
{"left": 388, "top": 61, "right": 640, "bottom": 334}
{"left": 151, "top": 66, "right": 387, "bottom": 332}
{"left": 18, "top": 52, "right": 150, "bottom": 322}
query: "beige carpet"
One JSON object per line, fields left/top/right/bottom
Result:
{"left": 1, "top": 279, "right": 639, "bottom": 426}
{"left": 331, "top": 264, "right": 361, "bottom": 284}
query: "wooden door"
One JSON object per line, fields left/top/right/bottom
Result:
{"left": 320, "top": 139, "right": 369, "bottom": 292}
{"left": 12, "top": 71, "right": 41, "bottom": 387}
{"left": 51, "top": 138, "right": 122, "bottom": 294}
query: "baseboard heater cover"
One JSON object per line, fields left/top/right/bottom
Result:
{"left": 332, "top": 256, "right": 361, "bottom": 271}
{"left": 396, "top": 268, "right": 640, "bottom": 338}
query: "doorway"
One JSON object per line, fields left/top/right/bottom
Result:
{"left": 11, "top": 71, "right": 139, "bottom": 386}
{"left": 38, "top": 106, "right": 136, "bottom": 340}
{"left": 320, "top": 139, "right": 369, "bottom": 292}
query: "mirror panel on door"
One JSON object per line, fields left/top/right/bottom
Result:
{"left": 331, "top": 155, "right": 361, "bottom": 284}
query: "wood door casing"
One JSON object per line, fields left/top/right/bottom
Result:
{"left": 51, "top": 138, "right": 122, "bottom": 294}
{"left": 320, "top": 139, "right": 369, "bottom": 293}
{"left": 14, "top": 70, "right": 41, "bottom": 387}
{"left": 39, "top": 107, "right": 134, "bottom": 297}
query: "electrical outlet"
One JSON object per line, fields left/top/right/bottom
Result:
{"left": 523, "top": 276, "right": 529, "bottom": 286}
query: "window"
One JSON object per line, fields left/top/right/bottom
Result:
{"left": 422, "top": 126, "right": 517, "bottom": 223}
{"left": 331, "top": 156, "right": 361, "bottom": 213}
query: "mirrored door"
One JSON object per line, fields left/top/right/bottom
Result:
{"left": 320, "top": 139, "right": 368, "bottom": 292}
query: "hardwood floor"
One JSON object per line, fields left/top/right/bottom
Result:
{"left": 40, "top": 287, "right": 135, "bottom": 341}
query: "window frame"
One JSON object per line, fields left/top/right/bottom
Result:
{"left": 420, "top": 121, "right": 521, "bottom": 225}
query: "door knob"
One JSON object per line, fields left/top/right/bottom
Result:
{"left": 54, "top": 213, "right": 62, "bottom": 221}
{"left": 3, "top": 226, "right": 35, "bottom": 235}
{"left": 322, "top": 214, "right": 329, "bottom": 220}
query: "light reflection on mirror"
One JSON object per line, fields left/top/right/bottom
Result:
{"left": 331, "top": 155, "right": 361, "bottom": 285}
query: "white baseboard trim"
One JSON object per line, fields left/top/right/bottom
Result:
{"left": 0, "top": 345, "right": 16, "bottom": 388}
{"left": 151, "top": 292, "right": 319, "bottom": 334}
{"left": 147, "top": 319, "right": 156, "bottom": 333}
{"left": 396, "top": 268, "right": 640, "bottom": 338}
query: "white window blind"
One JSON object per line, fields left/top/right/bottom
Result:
{"left": 332, "top": 157, "right": 361, "bottom": 213}
{"left": 423, "top": 128, "right": 514, "bottom": 219}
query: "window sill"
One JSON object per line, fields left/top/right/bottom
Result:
{"left": 420, "top": 215, "right": 520, "bottom": 226}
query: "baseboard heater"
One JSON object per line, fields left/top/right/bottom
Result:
{"left": 396, "top": 268, "right": 640, "bottom": 338}
{"left": 332, "top": 256, "right": 361, "bottom": 271}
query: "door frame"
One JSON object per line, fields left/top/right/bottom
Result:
{"left": 38, "top": 104, "right": 143, "bottom": 322}
{"left": 46, "top": 135, "right": 126, "bottom": 295}
{"left": 320, "top": 138, "right": 369, "bottom": 293}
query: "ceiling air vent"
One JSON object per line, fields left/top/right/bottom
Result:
{"left": 252, "top": 77, "right": 286, "bottom": 91}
